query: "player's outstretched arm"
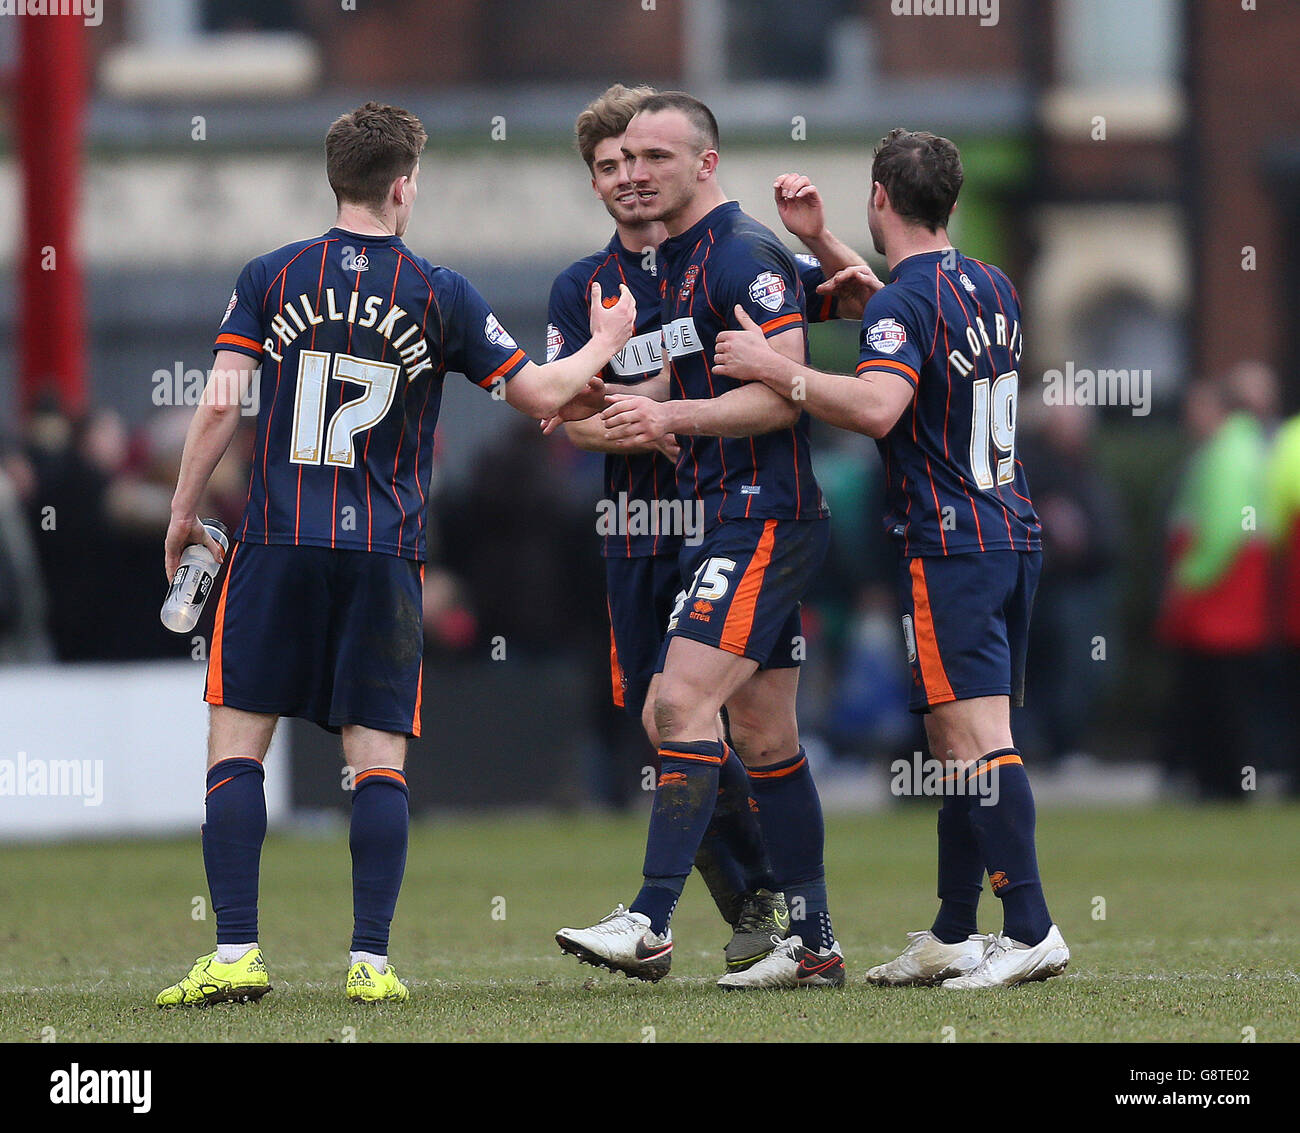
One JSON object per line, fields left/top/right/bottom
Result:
{"left": 601, "top": 329, "right": 803, "bottom": 445}
{"left": 560, "top": 412, "right": 681, "bottom": 460}
{"left": 505, "top": 282, "right": 635, "bottom": 420}
{"left": 714, "top": 306, "right": 913, "bottom": 439}
{"left": 165, "top": 350, "right": 256, "bottom": 580}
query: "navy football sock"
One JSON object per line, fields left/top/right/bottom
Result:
{"left": 632, "top": 741, "right": 724, "bottom": 936}
{"left": 201, "top": 757, "right": 267, "bottom": 945}
{"left": 708, "top": 744, "right": 778, "bottom": 893}
{"left": 964, "top": 748, "right": 1053, "bottom": 946}
{"left": 747, "top": 747, "right": 834, "bottom": 951}
{"left": 349, "top": 767, "right": 410, "bottom": 955}
{"left": 931, "top": 786, "right": 983, "bottom": 944}
{"left": 693, "top": 828, "right": 747, "bottom": 928}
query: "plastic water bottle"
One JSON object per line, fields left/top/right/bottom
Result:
{"left": 160, "top": 519, "right": 230, "bottom": 633}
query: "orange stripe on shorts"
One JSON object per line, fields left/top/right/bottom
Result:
{"left": 720, "top": 519, "right": 777, "bottom": 656}
{"left": 909, "top": 557, "right": 954, "bottom": 704}
{"left": 204, "top": 543, "right": 238, "bottom": 706}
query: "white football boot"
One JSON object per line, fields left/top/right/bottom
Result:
{"left": 865, "top": 930, "right": 987, "bottom": 986}
{"left": 556, "top": 905, "right": 673, "bottom": 982}
{"left": 716, "top": 935, "right": 846, "bottom": 989}
{"left": 941, "top": 924, "right": 1070, "bottom": 988}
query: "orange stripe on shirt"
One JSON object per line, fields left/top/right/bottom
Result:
{"left": 203, "top": 543, "right": 237, "bottom": 706}
{"left": 856, "top": 357, "right": 919, "bottom": 385}
{"left": 760, "top": 311, "right": 802, "bottom": 335}
{"left": 215, "top": 332, "right": 263, "bottom": 354}
{"left": 719, "top": 519, "right": 777, "bottom": 656}
{"left": 477, "top": 348, "right": 526, "bottom": 387}
{"left": 909, "top": 557, "right": 955, "bottom": 704}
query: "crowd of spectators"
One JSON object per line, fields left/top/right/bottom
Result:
{"left": 2, "top": 366, "right": 1296, "bottom": 800}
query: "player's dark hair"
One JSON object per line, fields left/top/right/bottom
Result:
{"left": 575, "top": 83, "right": 658, "bottom": 169}
{"left": 326, "top": 102, "right": 428, "bottom": 210}
{"left": 871, "top": 129, "right": 963, "bottom": 233}
{"left": 636, "top": 91, "right": 720, "bottom": 153}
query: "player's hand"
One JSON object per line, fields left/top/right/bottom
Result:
{"left": 588, "top": 281, "right": 636, "bottom": 353}
{"left": 164, "top": 511, "right": 224, "bottom": 583}
{"left": 601, "top": 393, "right": 673, "bottom": 446}
{"left": 652, "top": 433, "right": 681, "bottom": 461}
{"left": 548, "top": 377, "right": 607, "bottom": 428}
{"left": 713, "top": 305, "right": 787, "bottom": 386}
{"left": 773, "top": 173, "right": 825, "bottom": 243}
{"left": 817, "top": 264, "right": 885, "bottom": 322}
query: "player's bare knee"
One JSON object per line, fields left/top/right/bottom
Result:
{"left": 342, "top": 724, "right": 407, "bottom": 772}
{"left": 641, "top": 701, "right": 661, "bottom": 750}
{"left": 653, "top": 687, "right": 713, "bottom": 744}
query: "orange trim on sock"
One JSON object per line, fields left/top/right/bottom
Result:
{"left": 658, "top": 746, "right": 724, "bottom": 766}
{"left": 355, "top": 767, "right": 408, "bottom": 787}
{"left": 747, "top": 755, "right": 807, "bottom": 779}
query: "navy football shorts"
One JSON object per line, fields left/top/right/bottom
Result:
{"left": 204, "top": 542, "right": 425, "bottom": 737}
{"left": 897, "top": 549, "right": 1041, "bottom": 713}
{"left": 606, "top": 552, "right": 681, "bottom": 719}
{"left": 659, "top": 517, "right": 829, "bottom": 671}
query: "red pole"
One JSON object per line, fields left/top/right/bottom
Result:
{"left": 17, "top": 12, "right": 88, "bottom": 418}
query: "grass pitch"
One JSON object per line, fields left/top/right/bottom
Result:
{"left": 1, "top": 804, "right": 1297, "bottom": 1043}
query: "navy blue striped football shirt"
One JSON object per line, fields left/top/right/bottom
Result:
{"left": 214, "top": 227, "right": 528, "bottom": 561}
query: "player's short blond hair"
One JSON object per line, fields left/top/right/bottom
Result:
{"left": 326, "top": 101, "right": 428, "bottom": 210}
{"left": 575, "top": 83, "right": 658, "bottom": 170}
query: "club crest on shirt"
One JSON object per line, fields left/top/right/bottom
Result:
{"left": 748, "top": 271, "right": 786, "bottom": 313}
{"left": 545, "top": 323, "right": 563, "bottom": 362}
{"left": 959, "top": 272, "right": 976, "bottom": 294}
{"left": 485, "top": 313, "right": 517, "bottom": 350}
{"left": 219, "top": 289, "right": 237, "bottom": 327}
{"left": 795, "top": 253, "right": 821, "bottom": 270}
{"left": 865, "top": 317, "right": 907, "bottom": 355}
{"left": 680, "top": 264, "right": 700, "bottom": 302}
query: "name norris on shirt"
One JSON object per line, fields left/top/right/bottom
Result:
{"left": 259, "top": 289, "right": 434, "bottom": 378}
{"left": 943, "top": 311, "right": 1022, "bottom": 379}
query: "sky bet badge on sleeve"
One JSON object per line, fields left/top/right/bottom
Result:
{"left": 748, "top": 271, "right": 787, "bottom": 312}
{"left": 865, "top": 317, "right": 907, "bottom": 355}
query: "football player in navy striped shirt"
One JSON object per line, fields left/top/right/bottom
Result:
{"left": 714, "top": 129, "right": 1070, "bottom": 988}
{"left": 547, "top": 86, "right": 860, "bottom": 978}
{"left": 157, "top": 102, "right": 635, "bottom": 1007}
{"left": 556, "top": 93, "right": 862, "bottom": 989}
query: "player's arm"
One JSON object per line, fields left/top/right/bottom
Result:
{"left": 165, "top": 349, "right": 256, "bottom": 579}
{"left": 504, "top": 282, "right": 636, "bottom": 419}
{"left": 541, "top": 364, "right": 670, "bottom": 438}
{"left": 774, "top": 173, "right": 867, "bottom": 278}
{"left": 713, "top": 306, "right": 913, "bottom": 439}
{"left": 602, "top": 331, "right": 803, "bottom": 445}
